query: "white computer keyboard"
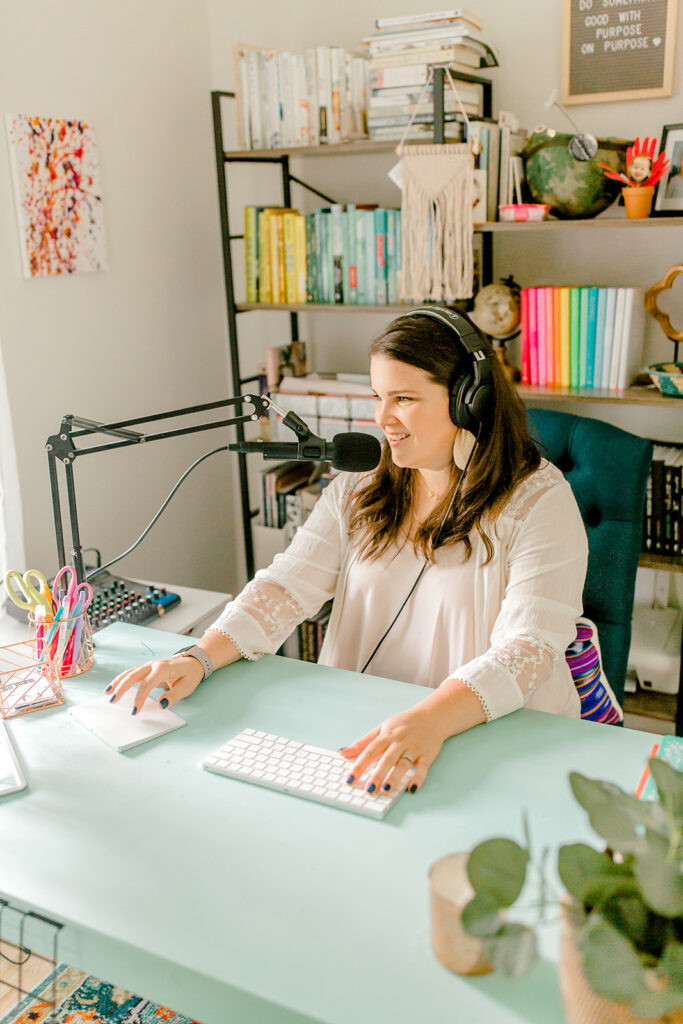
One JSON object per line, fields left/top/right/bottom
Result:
{"left": 202, "top": 728, "right": 404, "bottom": 819}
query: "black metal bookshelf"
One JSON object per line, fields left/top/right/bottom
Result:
{"left": 210, "top": 70, "right": 493, "bottom": 578}
{"left": 212, "top": 84, "right": 683, "bottom": 734}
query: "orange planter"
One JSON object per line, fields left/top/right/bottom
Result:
{"left": 622, "top": 185, "right": 655, "bottom": 219}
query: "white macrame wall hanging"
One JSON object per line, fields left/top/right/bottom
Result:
{"left": 396, "top": 68, "right": 475, "bottom": 304}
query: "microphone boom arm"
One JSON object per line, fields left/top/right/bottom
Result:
{"left": 46, "top": 392, "right": 294, "bottom": 582}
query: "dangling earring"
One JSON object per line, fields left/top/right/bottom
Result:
{"left": 453, "top": 429, "right": 475, "bottom": 469}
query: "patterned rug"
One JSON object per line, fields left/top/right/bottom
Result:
{"left": 1, "top": 962, "right": 202, "bottom": 1024}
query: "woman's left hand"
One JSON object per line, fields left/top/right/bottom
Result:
{"left": 339, "top": 705, "right": 446, "bottom": 795}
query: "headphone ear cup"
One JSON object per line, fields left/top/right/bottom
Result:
{"left": 469, "top": 380, "right": 493, "bottom": 425}
{"left": 449, "top": 373, "right": 476, "bottom": 431}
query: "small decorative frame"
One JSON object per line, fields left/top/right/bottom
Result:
{"left": 645, "top": 263, "right": 683, "bottom": 360}
{"left": 652, "top": 124, "right": 683, "bottom": 215}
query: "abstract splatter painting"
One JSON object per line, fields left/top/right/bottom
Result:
{"left": 6, "top": 114, "right": 107, "bottom": 277}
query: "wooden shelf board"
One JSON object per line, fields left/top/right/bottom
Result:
{"left": 225, "top": 140, "right": 399, "bottom": 159}
{"left": 519, "top": 384, "right": 681, "bottom": 406}
{"left": 639, "top": 553, "right": 683, "bottom": 573}
{"left": 237, "top": 302, "right": 414, "bottom": 314}
{"left": 236, "top": 307, "right": 683, "bottom": 408}
{"left": 623, "top": 688, "right": 677, "bottom": 723}
{"left": 477, "top": 216, "right": 683, "bottom": 232}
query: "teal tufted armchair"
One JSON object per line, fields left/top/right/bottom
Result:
{"left": 526, "top": 409, "right": 653, "bottom": 709}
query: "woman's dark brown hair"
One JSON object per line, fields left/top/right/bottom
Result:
{"left": 348, "top": 312, "right": 541, "bottom": 564}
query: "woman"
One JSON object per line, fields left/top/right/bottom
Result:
{"left": 107, "top": 310, "right": 588, "bottom": 795}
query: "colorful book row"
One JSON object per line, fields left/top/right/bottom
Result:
{"left": 520, "top": 286, "right": 645, "bottom": 391}
{"left": 244, "top": 204, "right": 403, "bottom": 306}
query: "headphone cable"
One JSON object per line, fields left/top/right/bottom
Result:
{"left": 360, "top": 435, "right": 479, "bottom": 674}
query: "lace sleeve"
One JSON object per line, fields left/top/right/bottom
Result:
{"left": 207, "top": 473, "right": 355, "bottom": 659}
{"left": 207, "top": 579, "right": 306, "bottom": 660}
{"left": 459, "top": 630, "right": 564, "bottom": 721}
{"left": 446, "top": 476, "right": 588, "bottom": 721}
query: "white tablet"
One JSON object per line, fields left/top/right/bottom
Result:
{"left": 70, "top": 689, "right": 186, "bottom": 752}
{"left": 0, "top": 718, "right": 27, "bottom": 797}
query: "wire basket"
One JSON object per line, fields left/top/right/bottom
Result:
{"left": 0, "top": 639, "right": 62, "bottom": 719}
{"left": 29, "top": 609, "right": 94, "bottom": 678}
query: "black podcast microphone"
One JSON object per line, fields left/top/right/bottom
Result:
{"left": 228, "top": 431, "right": 381, "bottom": 472}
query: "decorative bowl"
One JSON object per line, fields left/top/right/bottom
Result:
{"left": 648, "top": 362, "right": 683, "bottom": 397}
{"left": 522, "top": 131, "right": 630, "bottom": 219}
{"left": 498, "top": 203, "right": 550, "bottom": 222}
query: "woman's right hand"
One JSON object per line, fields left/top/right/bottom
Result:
{"left": 105, "top": 655, "right": 205, "bottom": 715}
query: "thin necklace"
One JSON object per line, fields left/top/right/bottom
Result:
{"left": 422, "top": 479, "right": 445, "bottom": 501}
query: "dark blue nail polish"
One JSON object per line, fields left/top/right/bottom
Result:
{"left": 367, "top": 783, "right": 376, "bottom": 794}
{"left": 346, "top": 774, "right": 354, "bottom": 784}
{"left": 382, "top": 784, "right": 391, "bottom": 791}
{"left": 104, "top": 685, "right": 112, "bottom": 692}
{"left": 410, "top": 784, "right": 417, "bottom": 793}
{"left": 160, "top": 697, "right": 168, "bottom": 709}
{"left": 109, "top": 694, "right": 116, "bottom": 702}
{"left": 131, "top": 707, "right": 137, "bottom": 716}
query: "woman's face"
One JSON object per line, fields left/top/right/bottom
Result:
{"left": 371, "top": 354, "right": 458, "bottom": 472}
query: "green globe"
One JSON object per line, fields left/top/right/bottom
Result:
{"left": 523, "top": 131, "right": 630, "bottom": 219}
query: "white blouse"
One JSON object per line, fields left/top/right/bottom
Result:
{"left": 209, "top": 460, "right": 588, "bottom": 722}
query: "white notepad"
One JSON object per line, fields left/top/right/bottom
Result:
{"left": 70, "top": 690, "right": 186, "bottom": 752}
{"left": 0, "top": 718, "right": 27, "bottom": 797}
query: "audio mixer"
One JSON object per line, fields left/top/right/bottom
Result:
{"left": 3, "top": 571, "right": 181, "bottom": 631}
{"left": 87, "top": 572, "right": 181, "bottom": 631}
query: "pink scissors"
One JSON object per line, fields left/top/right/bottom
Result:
{"left": 52, "top": 564, "right": 93, "bottom": 615}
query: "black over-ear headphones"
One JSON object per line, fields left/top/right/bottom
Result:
{"left": 405, "top": 306, "right": 494, "bottom": 434}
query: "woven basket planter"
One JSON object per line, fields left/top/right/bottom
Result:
{"left": 559, "top": 904, "right": 683, "bottom": 1024}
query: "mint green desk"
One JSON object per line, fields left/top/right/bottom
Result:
{"left": 0, "top": 624, "right": 655, "bottom": 1024}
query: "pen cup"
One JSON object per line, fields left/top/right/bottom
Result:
{"left": 29, "top": 609, "right": 94, "bottom": 678}
{"left": 0, "top": 639, "right": 62, "bottom": 718}
{"left": 429, "top": 852, "right": 494, "bottom": 976}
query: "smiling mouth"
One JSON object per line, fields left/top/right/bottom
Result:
{"left": 386, "top": 431, "right": 409, "bottom": 443}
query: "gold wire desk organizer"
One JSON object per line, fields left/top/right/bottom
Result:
{"left": 0, "top": 640, "right": 62, "bottom": 719}
{"left": 0, "top": 898, "right": 63, "bottom": 1014}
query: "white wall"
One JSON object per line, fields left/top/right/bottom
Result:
{"left": 0, "top": 0, "right": 237, "bottom": 594}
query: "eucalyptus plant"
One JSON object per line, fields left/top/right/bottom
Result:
{"left": 462, "top": 759, "right": 683, "bottom": 1019}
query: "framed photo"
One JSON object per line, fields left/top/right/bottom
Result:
{"left": 653, "top": 124, "right": 683, "bottom": 216}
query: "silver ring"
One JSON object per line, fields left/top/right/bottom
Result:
{"left": 400, "top": 754, "right": 415, "bottom": 766}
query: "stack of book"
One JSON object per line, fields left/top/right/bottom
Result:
{"left": 270, "top": 374, "right": 380, "bottom": 444}
{"left": 259, "top": 461, "right": 324, "bottom": 530}
{"left": 234, "top": 44, "right": 368, "bottom": 149}
{"left": 299, "top": 601, "right": 333, "bottom": 663}
{"left": 363, "top": 9, "right": 495, "bottom": 142}
{"left": 469, "top": 116, "right": 528, "bottom": 222}
{"left": 519, "top": 286, "right": 645, "bottom": 391}
{"left": 244, "top": 204, "right": 403, "bottom": 305}
{"left": 644, "top": 445, "right": 683, "bottom": 557}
